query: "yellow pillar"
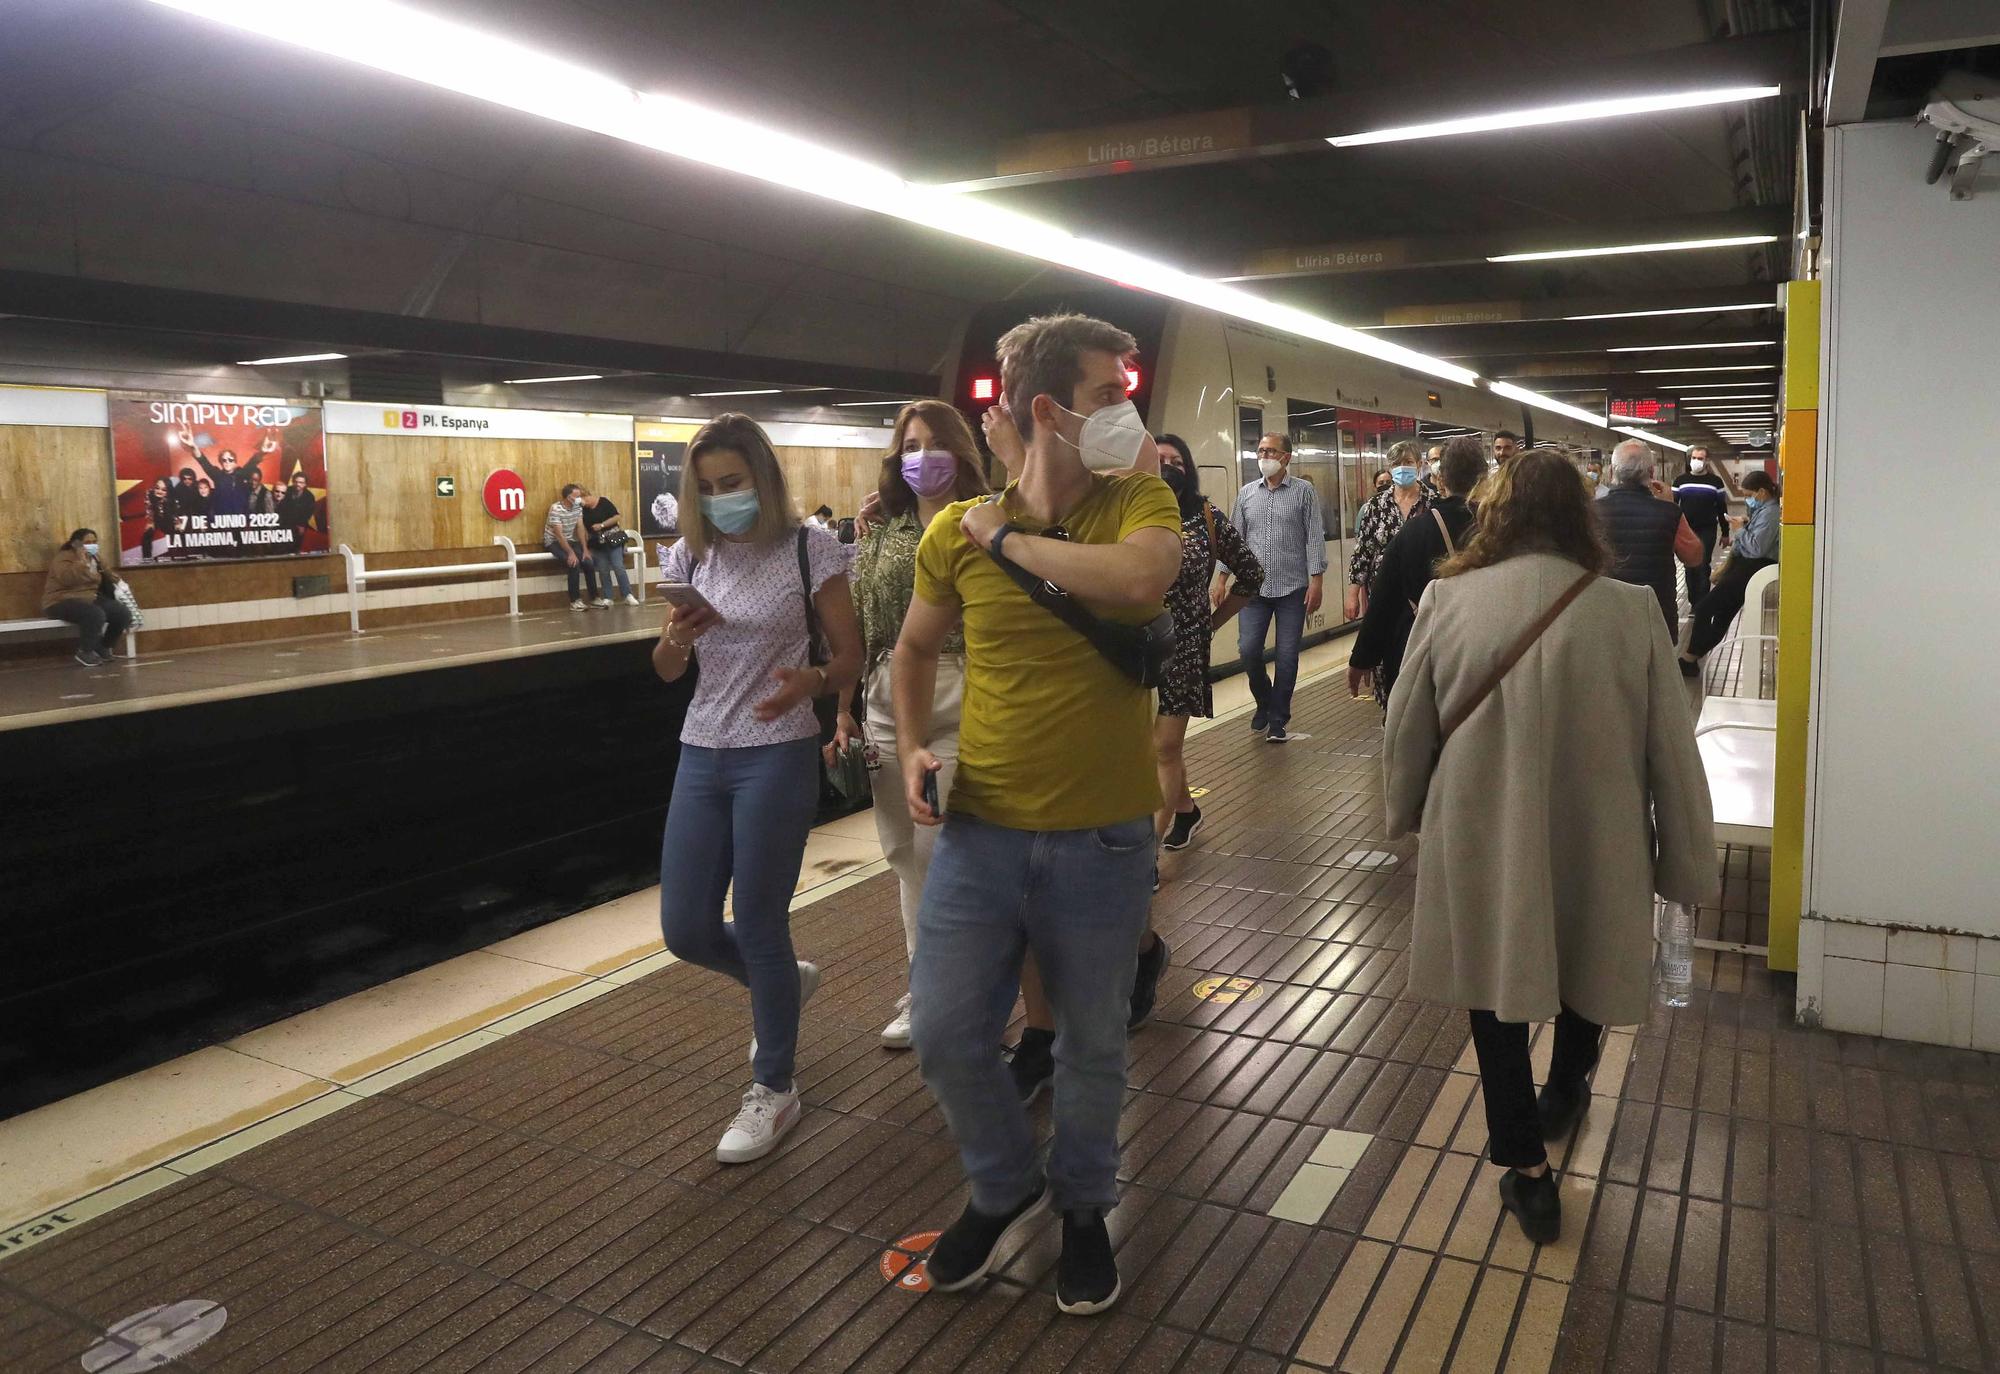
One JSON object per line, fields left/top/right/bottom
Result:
{"left": 1767, "top": 281, "right": 1819, "bottom": 971}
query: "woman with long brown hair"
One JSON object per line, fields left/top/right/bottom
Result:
{"left": 830, "top": 400, "right": 989, "bottom": 1048}
{"left": 1383, "top": 446, "right": 1717, "bottom": 1246}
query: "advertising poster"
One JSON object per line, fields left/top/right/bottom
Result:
{"left": 636, "top": 439, "right": 685, "bottom": 539}
{"left": 112, "top": 398, "right": 328, "bottom": 563}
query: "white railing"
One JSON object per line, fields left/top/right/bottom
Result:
{"left": 336, "top": 543, "right": 511, "bottom": 634}
{"left": 0, "top": 617, "right": 138, "bottom": 658}
{"left": 491, "top": 536, "right": 646, "bottom": 616}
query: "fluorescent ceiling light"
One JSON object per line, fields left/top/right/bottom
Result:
{"left": 1680, "top": 394, "right": 1773, "bottom": 401}
{"left": 1638, "top": 365, "right": 1775, "bottom": 374}
{"left": 186, "top": 392, "right": 290, "bottom": 405}
{"left": 693, "top": 388, "right": 783, "bottom": 396}
{"left": 1662, "top": 383, "right": 1774, "bottom": 392}
{"left": 147, "top": 0, "right": 1683, "bottom": 440}
{"left": 1609, "top": 413, "right": 1660, "bottom": 424}
{"left": 1616, "top": 426, "right": 1688, "bottom": 451}
{"left": 1562, "top": 302, "right": 1771, "bottom": 322}
{"left": 505, "top": 373, "right": 603, "bottom": 384}
{"left": 1488, "top": 381, "right": 1604, "bottom": 429}
{"left": 1607, "top": 340, "right": 1775, "bottom": 353}
{"left": 237, "top": 352, "right": 345, "bottom": 365}
{"left": 1488, "top": 234, "right": 1779, "bottom": 264}
{"left": 834, "top": 399, "right": 916, "bottom": 407}
{"left": 1327, "top": 87, "right": 1779, "bottom": 148}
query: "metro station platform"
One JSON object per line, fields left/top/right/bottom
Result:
{"left": 6, "top": 646, "right": 1994, "bottom": 1374}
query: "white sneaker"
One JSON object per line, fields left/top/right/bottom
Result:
{"left": 623, "top": 594, "right": 640, "bottom": 606}
{"left": 569, "top": 600, "right": 586, "bottom": 611}
{"left": 715, "top": 1083, "right": 801, "bottom": 1164}
{"left": 592, "top": 597, "right": 612, "bottom": 607}
{"left": 881, "top": 992, "right": 913, "bottom": 1049}
{"left": 749, "top": 960, "right": 821, "bottom": 1064}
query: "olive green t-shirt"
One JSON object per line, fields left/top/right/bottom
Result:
{"left": 913, "top": 471, "right": 1181, "bottom": 832}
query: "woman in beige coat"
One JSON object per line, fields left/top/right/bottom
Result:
{"left": 1384, "top": 447, "right": 1717, "bottom": 1245}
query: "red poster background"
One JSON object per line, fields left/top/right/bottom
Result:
{"left": 111, "top": 399, "right": 329, "bottom": 564}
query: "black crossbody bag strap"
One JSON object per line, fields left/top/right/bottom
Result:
{"left": 984, "top": 526, "right": 1173, "bottom": 687}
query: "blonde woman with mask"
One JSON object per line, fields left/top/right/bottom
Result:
{"left": 653, "top": 414, "right": 862, "bottom": 1165}
{"left": 830, "top": 401, "right": 990, "bottom": 1047}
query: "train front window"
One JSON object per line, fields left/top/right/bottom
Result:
{"left": 1285, "top": 399, "right": 1344, "bottom": 544}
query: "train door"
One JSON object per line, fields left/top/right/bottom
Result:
{"left": 1283, "top": 399, "right": 1347, "bottom": 631}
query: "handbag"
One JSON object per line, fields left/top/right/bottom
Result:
{"left": 983, "top": 513, "right": 1177, "bottom": 688}
{"left": 112, "top": 577, "right": 144, "bottom": 630}
{"left": 794, "top": 527, "right": 870, "bottom": 800}
{"left": 1436, "top": 571, "right": 1595, "bottom": 747}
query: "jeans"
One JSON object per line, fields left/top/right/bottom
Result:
{"left": 659, "top": 737, "right": 821, "bottom": 1090}
{"left": 910, "top": 811, "right": 1155, "bottom": 1213}
{"left": 589, "top": 544, "right": 632, "bottom": 599}
{"left": 46, "top": 595, "right": 132, "bottom": 657}
{"left": 1687, "top": 556, "right": 1776, "bottom": 658}
{"left": 864, "top": 656, "right": 963, "bottom": 958}
{"left": 1236, "top": 587, "right": 1308, "bottom": 728}
{"left": 547, "top": 543, "right": 599, "bottom": 601}
{"left": 1467, "top": 1005, "right": 1602, "bottom": 1169}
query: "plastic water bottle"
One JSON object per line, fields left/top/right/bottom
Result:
{"left": 1656, "top": 900, "right": 1694, "bottom": 1007}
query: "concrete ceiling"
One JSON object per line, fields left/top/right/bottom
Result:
{"left": 0, "top": 0, "right": 1915, "bottom": 452}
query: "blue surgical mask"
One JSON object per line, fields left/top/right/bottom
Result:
{"left": 1744, "top": 495, "right": 1762, "bottom": 512}
{"left": 700, "top": 488, "right": 761, "bottom": 535}
{"left": 1389, "top": 466, "right": 1417, "bottom": 487}
{"left": 82, "top": 542, "right": 99, "bottom": 557}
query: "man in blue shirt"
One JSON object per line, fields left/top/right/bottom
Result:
{"left": 1220, "top": 432, "right": 1325, "bottom": 742}
{"left": 1672, "top": 446, "right": 1732, "bottom": 605}
{"left": 1680, "top": 469, "right": 1781, "bottom": 676}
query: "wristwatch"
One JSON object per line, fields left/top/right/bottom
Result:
{"left": 990, "top": 522, "right": 1024, "bottom": 562}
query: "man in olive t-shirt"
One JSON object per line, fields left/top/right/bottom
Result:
{"left": 892, "top": 314, "right": 1180, "bottom": 1318}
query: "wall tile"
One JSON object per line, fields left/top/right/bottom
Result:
{"left": 1980, "top": 939, "right": 2000, "bottom": 978}
{"left": 1819, "top": 956, "right": 1885, "bottom": 1036}
{"left": 1887, "top": 931, "right": 1947, "bottom": 968}
{"left": 1943, "top": 935, "right": 1978, "bottom": 972}
{"left": 1825, "top": 921, "right": 1887, "bottom": 963}
{"left": 1973, "top": 976, "right": 2000, "bottom": 1053}
{"left": 1881, "top": 963, "right": 1975, "bottom": 1048}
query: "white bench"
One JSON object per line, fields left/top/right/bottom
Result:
{"left": 492, "top": 535, "right": 645, "bottom": 616}
{"left": 336, "top": 543, "right": 512, "bottom": 634}
{"left": 0, "top": 616, "right": 138, "bottom": 658}
{"left": 1692, "top": 697, "right": 1777, "bottom": 958}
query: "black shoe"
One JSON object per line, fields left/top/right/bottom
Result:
{"left": 1128, "top": 934, "right": 1171, "bottom": 1031}
{"left": 1678, "top": 657, "right": 1700, "bottom": 679}
{"left": 1056, "top": 1208, "right": 1121, "bottom": 1315}
{"left": 1250, "top": 708, "right": 1268, "bottom": 732}
{"left": 925, "top": 1179, "right": 1052, "bottom": 1292}
{"left": 1161, "top": 805, "right": 1202, "bottom": 851}
{"left": 1009, "top": 1028, "right": 1054, "bottom": 1105}
{"left": 1266, "top": 724, "right": 1291, "bottom": 743}
{"left": 1536, "top": 1082, "right": 1588, "bottom": 1141}
{"left": 1497, "top": 1167, "right": 1561, "bottom": 1245}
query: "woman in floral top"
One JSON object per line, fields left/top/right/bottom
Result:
{"left": 1345, "top": 439, "right": 1430, "bottom": 622}
{"left": 833, "top": 400, "right": 990, "bottom": 1048}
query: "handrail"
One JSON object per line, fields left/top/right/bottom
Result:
{"left": 338, "top": 542, "right": 511, "bottom": 634}
{"left": 1694, "top": 719, "right": 1777, "bottom": 739}
{"left": 491, "top": 535, "right": 645, "bottom": 616}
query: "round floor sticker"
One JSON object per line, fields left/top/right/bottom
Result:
{"left": 1342, "top": 849, "right": 1401, "bottom": 870}
{"left": 879, "top": 1230, "right": 943, "bottom": 1292}
{"left": 1193, "top": 975, "right": 1265, "bottom": 1005}
{"left": 83, "top": 1301, "right": 228, "bottom": 1371}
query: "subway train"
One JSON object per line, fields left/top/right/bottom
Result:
{"left": 944, "top": 290, "right": 1602, "bottom": 668}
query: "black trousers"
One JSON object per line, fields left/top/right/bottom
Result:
{"left": 1687, "top": 556, "right": 1776, "bottom": 658}
{"left": 45, "top": 594, "right": 133, "bottom": 656}
{"left": 1468, "top": 1004, "right": 1602, "bottom": 1169}
{"left": 1685, "top": 530, "right": 1716, "bottom": 608}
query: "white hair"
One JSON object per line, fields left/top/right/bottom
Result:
{"left": 1609, "top": 438, "right": 1654, "bottom": 484}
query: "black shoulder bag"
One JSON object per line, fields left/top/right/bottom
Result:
{"left": 984, "top": 517, "right": 1177, "bottom": 689}
{"left": 797, "top": 528, "right": 869, "bottom": 801}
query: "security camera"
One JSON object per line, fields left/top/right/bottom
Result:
{"left": 1919, "top": 72, "right": 2000, "bottom": 200}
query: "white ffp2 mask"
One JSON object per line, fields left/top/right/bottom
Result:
{"left": 1258, "top": 457, "right": 1284, "bottom": 480}
{"left": 1056, "top": 398, "right": 1148, "bottom": 472}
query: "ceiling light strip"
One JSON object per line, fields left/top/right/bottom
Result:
{"left": 1561, "top": 302, "right": 1772, "bottom": 321}
{"left": 1615, "top": 426, "right": 1689, "bottom": 451}
{"left": 1607, "top": 340, "right": 1776, "bottom": 353}
{"left": 1489, "top": 234, "right": 1779, "bottom": 264}
{"left": 1637, "top": 365, "right": 1775, "bottom": 374}
{"left": 505, "top": 374, "right": 603, "bottom": 384}
{"left": 238, "top": 352, "right": 346, "bottom": 365}
{"left": 1327, "top": 87, "right": 1780, "bottom": 148}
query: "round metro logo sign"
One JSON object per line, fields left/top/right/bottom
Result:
{"left": 483, "top": 469, "right": 527, "bottom": 520}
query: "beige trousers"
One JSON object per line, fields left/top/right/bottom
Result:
{"left": 865, "top": 654, "right": 964, "bottom": 958}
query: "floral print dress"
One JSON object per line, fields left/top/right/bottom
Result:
{"left": 1159, "top": 500, "right": 1264, "bottom": 719}
{"left": 1348, "top": 487, "right": 1431, "bottom": 594}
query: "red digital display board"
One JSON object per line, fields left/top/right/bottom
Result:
{"left": 1610, "top": 397, "right": 1677, "bottom": 424}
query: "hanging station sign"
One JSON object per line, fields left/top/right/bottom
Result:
{"left": 321, "top": 401, "right": 634, "bottom": 442}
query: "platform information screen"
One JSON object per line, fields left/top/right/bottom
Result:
{"left": 111, "top": 399, "right": 329, "bottom": 564}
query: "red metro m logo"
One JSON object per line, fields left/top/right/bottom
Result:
{"left": 483, "top": 469, "right": 527, "bottom": 520}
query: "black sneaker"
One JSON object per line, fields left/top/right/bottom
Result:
{"left": 1497, "top": 1167, "right": 1561, "bottom": 1245}
{"left": 1056, "top": 1208, "right": 1121, "bottom": 1315}
{"left": 1009, "top": 1028, "right": 1054, "bottom": 1104}
{"left": 1161, "top": 805, "right": 1202, "bottom": 851}
{"left": 1250, "top": 708, "right": 1268, "bottom": 732}
{"left": 1128, "top": 934, "right": 1170, "bottom": 1031}
{"left": 1678, "top": 657, "right": 1701, "bottom": 679}
{"left": 924, "top": 1179, "right": 1052, "bottom": 1292}
{"left": 1266, "top": 724, "right": 1291, "bottom": 743}
{"left": 1536, "top": 1082, "right": 1588, "bottom": 1141}
{"left": 73, "top": 650, "right": 104, "bottom": 667}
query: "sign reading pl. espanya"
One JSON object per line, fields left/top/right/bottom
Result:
{"left": 321, "top": 401, "right": 634, "bottom": 442}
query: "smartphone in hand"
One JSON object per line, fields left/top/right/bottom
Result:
{"left": 922, "top": 770, "right": 941, "bottom": 820}
{"left": 657, "top": 582, "right": 717, "bottom": 618}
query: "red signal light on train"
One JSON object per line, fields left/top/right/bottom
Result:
{"left": 1124, "top": 367, "right": 1141, "bottom": 393}
{"left": 971, "top": 377, "right": 995, "bottom": 401}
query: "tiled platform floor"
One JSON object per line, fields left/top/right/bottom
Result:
{"left": 5, "top": 673, "right": 1997, "bottom": 1373}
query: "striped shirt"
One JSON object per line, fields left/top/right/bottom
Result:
{"left": 1230, "top": 474, "right": 1327, "bottom": 598}
{"left": 545, "top": 500, "right": 583, "bottom": 547}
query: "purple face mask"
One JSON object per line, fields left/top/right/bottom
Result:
{"left": 900, "top": 448, "right": 960, "bottom": 499}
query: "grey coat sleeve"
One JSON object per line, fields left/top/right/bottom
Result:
{"left": 1382, "top": 581, "right": 1443, "bottom": 839}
